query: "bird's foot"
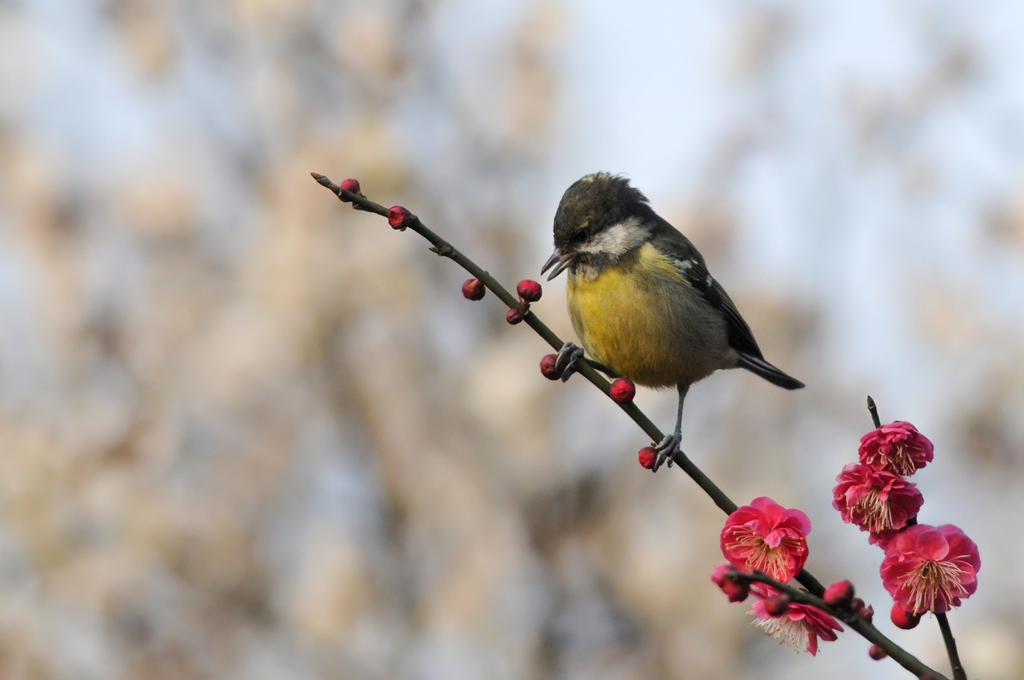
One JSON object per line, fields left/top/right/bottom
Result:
{"left": 652, "top": 432, "right": 681, "bottom": 472}
{"left": 555, "top": 342, "right": 585, "bottom": 382}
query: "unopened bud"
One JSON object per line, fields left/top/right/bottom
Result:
{"left": 540, "top": 354, "right": 562, "bottom": 380}
{"left": 506, "top": 307, "right": 526, "bottom": 325}
{"left": 462, "top": 278, "right": 486, "bottom": 300}
{"left": 340, "top": 178, "right": 363, "bottom": 199}
{"left": 388, "top": 205, "right": 413, "bottom": 231}
{"left": 609, "top": 378, "right": 636, "bottom": 404}
{"left": 711, "top": 565, "right": 749, "bottom": 603}
{"left": 638, "top": 447, "right": 657, "bottom": 470}
{"left": 869, "top": 645, "right": 887, "bottom": 660}
{"left": 516, "top": 279, "right": 542, "bottom": 303}
{"left": 823, "top": 580, "right": 855, "bottom": 608}
{"left": 890, "top": 603, "right": 921, "bottom": 630}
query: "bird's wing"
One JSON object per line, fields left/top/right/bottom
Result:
{"left": 650, "top": 222, "right": 765, "bottom": 359}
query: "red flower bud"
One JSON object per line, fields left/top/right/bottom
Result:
{"left": 638, "top": 447, "right": 657, "bottom": 470}
{"left": 462, "top": 278, "right": 486, "bottom": 300}
{"left": 388, "top": 205, "right": 413, "bottom": 231}
{"left": 889, "top": 603, "right": 921, "bottom": 630}
{"left": 711, "top": 565, "right": 749, "bottom": 603}
{"left": 763, "top": 593, "right": 791, "bottom": 616}
{"left": 340, "top": 178, "right": 363, "bottom": 198}
{"left": 869, "top": 645, "right": 887, "bottom": 660}
{"left": 540, "top": 354, "right": 562, "bottom": 380}
{"left": 506, "top": 307, "right": 525, "bottom": 325}
{"left": 823, "top": 580, "right": 855, "bottom": 608}
{"left": 516, "top": 279, "right": 543, "bottom": 303}
{"left": 609, "top": 378, "right": 636, "bottom": 404}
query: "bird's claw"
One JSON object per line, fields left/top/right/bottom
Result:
{"left": 555, "top": 342, "right": 585, "bottom": 382}
{"left": 652, "top": 433, "right": 681, "bottom": 472}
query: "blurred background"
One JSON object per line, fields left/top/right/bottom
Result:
{"left": 0, "top": 0, "right": 1022, "bottom": 678}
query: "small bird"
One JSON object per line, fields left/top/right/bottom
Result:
{"left": 542, "top": 173, "right": 804, "bottom": 471}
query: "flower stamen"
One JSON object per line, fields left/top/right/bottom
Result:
{"left": 901, "top": 559, "right": 970, "bottom": 615}
{"left": 751, "top": 613, "right": 809, "bottom": 651}
{"left": 854, "top": 487, "right": 894, "bottom": 532}
{"left": 725, "top": 529, "right": 804, "bottom": 580}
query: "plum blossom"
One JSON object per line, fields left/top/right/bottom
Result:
{"left": 721, "top": 497, "right": 811, "bottom": 582}
{"left": 880, "top": 524, "right": 981, "bottom": 615}
{"left": 859, "top": 421, "right": 934, "bottom": 476}
{"left": 832, "top": 464, "right": 923, "bottom": 535}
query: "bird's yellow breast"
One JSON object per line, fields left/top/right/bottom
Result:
{"left": 567, "top": 243, "right": 728, "bottom": 388}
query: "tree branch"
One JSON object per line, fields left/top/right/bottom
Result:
{"left": 312, "top": 173, "right": 948, "bottom": 680}
{"left": 730, "top": 571, "right": 948, "bottom": 679}
{"left": 936, "top": 613, "right": 966, "bottom": 680}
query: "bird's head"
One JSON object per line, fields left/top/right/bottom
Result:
{"left": 542, "top": 173, "right": 653, "bottom": 279}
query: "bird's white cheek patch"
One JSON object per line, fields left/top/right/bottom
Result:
{"left": 579, "top": 218, "right": 645, "bottom": 256}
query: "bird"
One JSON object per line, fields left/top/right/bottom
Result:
{"left": 541, "top": 173, "right": 804, "bottom": 472}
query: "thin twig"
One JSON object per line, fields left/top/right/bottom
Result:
{"left": 867, "top": 395, "right": 882, "bottom": 429}
{"left": 313, "top": 173, "right": 948, "bottom": 680}
{"left": 936, "top": 614, "right": 966, "bottom": 680}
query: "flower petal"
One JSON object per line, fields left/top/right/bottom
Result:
{"left": 762, "top": 529, "right": 784, "bottom": 549}
{"left": 915, "top": 530, "right": 950, "bottom": 561}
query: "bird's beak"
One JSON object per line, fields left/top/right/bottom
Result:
{"left": 541, "top": 248, "right": 575, "bottom": 280}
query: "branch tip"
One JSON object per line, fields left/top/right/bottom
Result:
{"left": 867, "top": 395, "right": 882, "bottom": 429}
{"left": 310, "top": 172, "right": 334, "bottom": 190}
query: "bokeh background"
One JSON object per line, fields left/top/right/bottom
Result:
{"left": 1, "top": 0, "right": 1022, "bottom": 678}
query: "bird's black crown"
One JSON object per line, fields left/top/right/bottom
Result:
{"left": 552, "top": 173, "right": 651, "bottom": 251}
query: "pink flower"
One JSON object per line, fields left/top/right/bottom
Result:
{"left": 749, "top": 585, "right": 843, "bottom": 655}
{"left": 880, "top": 524, "right": 981, "bottom": 615}
{"left": 832, "top": 464, "right": 923, "bottom": 534}
{"left": 859, "top": 422, "right": 934, "bottom": 476}
{"left": 711, "top": 564, "right": 749, "bottom": 603}
{"left": 721, "top": 497, "right": 811, "bottom": 582}
{"left": 868, "top": 528, "right": 900, "bottom": 551}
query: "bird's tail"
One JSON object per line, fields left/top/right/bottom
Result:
{"left": 736, "top": 353, "right": 805, "bottom": 390}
